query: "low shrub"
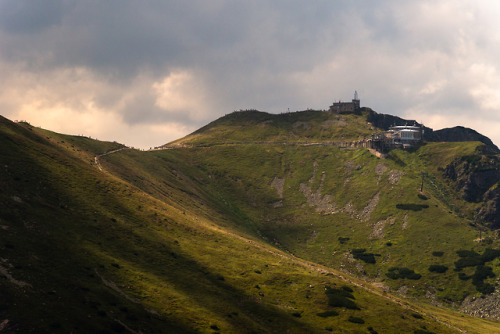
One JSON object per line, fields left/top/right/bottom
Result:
{"left": 338, "top": 237, "right": 350, "bottom": 244}
{"left": 475, "top": 282, "right": 495, "bottom": 294}
{"left": 428, "top": 265, "right": 448, "bottom": 273}
{"left": 456, "top": 250, "right": 480, "bottom": 258}
{"left": 341, "top": 285, "right": 353, "bottom": 293}
{"left": 470, "top": 265, "right": 496, "bottom": 294}
{"left": 472, "top": 265, "right": 495, "bottom": 283}
{"left": 431, "top": 251, "right": 444, "bottom": 257}
{"left": 368, "top": 327, "right": 378, "bottom": 334}
{"left": 325, "top": 287, "right": 360, "bottom": 310}
{"left": 414, "top": 330, "right": 435, "bottom": 334}
{"left": 316, "top": 311, "right": 339, "bottom": 318}
{"left": 396, "top": 203, "right": 429, "bottom": 211}
{"left": 412, "top": 313, "right": 424, "bottom": 319}
{"left": 348, "top": 316, "right": 364, "bottom": 324}
{"left": 386, "top": 267, "right": 421, "bottom": 280}
{"left": 454, "top": 256, "right": 483, "bottom": 269}
{"left": 454, "top": 248, "right": 500, "bottom": 271}
{"left": 481, "top": 248, "right": 500, "bottom": 262}
{"left": 351, "top": 249, "right": 379, "bottom": 264}
{"left": 458, "top": 273, "right": 470, "bottom": 280}
{"left": 417, "top": 194, "right": 428, "bottom": 200}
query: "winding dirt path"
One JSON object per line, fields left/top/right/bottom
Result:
{"left": 94, "top": 147, "right": 129, "bottom": 171}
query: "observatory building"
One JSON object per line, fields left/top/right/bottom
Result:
{"left": 329, "top": 91, "right": 361, "bottom": 113}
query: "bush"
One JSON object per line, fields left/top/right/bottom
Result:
{"left": 475, "top": 282, "right": 495, "bottom": 295}
{"left": 386, "top": 267, "right": 421, "bottom": 280}
{"left": 431, "top": 251, "right": 444, "bottom": 257}
{"left": 368, "top": 327, "right": 378, "bottom": 334}
{"left": 351, "top": 249, "right": 378, "bottom": 264}
{"left": 341, "top": 285, "right": 353, "bottom": 293}
{"left": 414, "top": 330, "right": 436, "bottom": 334}
{"left": 428, "top": 265, "right": 448, "bottom": 273}
{"left": 412, "top": 313, "right": 424, "bottom": 319}
{"left": 456, "top": 250, "right": 480, "bottom": 258}
{"left": 454, "top": 257, "right": 483, "bottom": 269}
{"left": 325, "top": 287, "right": 360, "bottom": 310}
{"left": 348, "top": 316, "right": 365, "bottom": 324}
{"left": 481, "top": 248, "right": 500, "bottom": 263}
{"left": 316, "top": 311, "right": 339, "bottom": 318}
{"left": 396, "top": 203, "right": 429, "bottom": 211}
{"left": 454, "top": 248, "right": 500, "bottom": 270}
{"left": 418, "top": 194, "right": 428, "bottom": 200}
{"left": 458, "top": 273, "right": 470, "bottom": 280}
{"left": 338, "top": 237, "right": 350, "bottom": 244}
{"left": 472, "top": 265, "right": 495, "bottom": 282}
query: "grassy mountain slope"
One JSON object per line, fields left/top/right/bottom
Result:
{"left": 0, "top": 117, "right": 464, "bottom": 333}
{"left": 1, "top": 112, "right": 500, "bottom": 333}
{"left": 109, "top": 143, "right": 496, "bottom": 304}
{"left": 166, "top": 109, "right": 376, "bottom": 147}
{"left": 153, "top": 111, "right": 497, "bottom": 314}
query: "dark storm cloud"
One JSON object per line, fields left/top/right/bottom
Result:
{"left": 0, "top": 1, "right": 499, "bottom": 147}
{"left": 0, "top": 0, "right": 63, "bottom": 34}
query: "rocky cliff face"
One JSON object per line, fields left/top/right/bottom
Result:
{"left": 444, "top": 154, "right": 500, "bottom": 228}
{"left": 366, "top": 109, "right": 432, "bottom": 133}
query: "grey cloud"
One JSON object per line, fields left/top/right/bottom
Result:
{"left": 0, "top": 0, "right": 63, "bottom": 34}
{"left": 1, "top": 1, "right": 499, "bottom": 147}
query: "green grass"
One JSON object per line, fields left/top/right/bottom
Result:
{"left": 167, "top": 109, "right": 376, "bottom": 147}
{"left": 1, "top": 113, "right": 500, "bottom": 332}
{"left": 135, "top": 142, "right": 492, "bottom": 304}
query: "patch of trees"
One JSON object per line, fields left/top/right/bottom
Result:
{"left": 454, "top": 248, "right": 500, "bottom": 294}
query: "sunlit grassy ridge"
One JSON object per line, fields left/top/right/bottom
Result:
{"left": 167, "top": 109, "right": 376, "bottom": 147}
{"left": 1, "top": 114, "right": 500, "bottom": 333}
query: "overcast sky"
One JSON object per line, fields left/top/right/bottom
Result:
{"left": 1, "top": 1, "right": 500, "bottom": 148}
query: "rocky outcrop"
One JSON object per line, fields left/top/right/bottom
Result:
{"left": 460, "top": 293, "right": 500, "bottom": 320}
{"left": 478, "top": 187, "right": 500, "bottom": 229}
{"left": 444, "top": 154, "right": 500, "bottom": 228}
{"left": 366, "top": 109, "right": 432, "bottom": 134}
{"left": 366, "top": 110, "right": 500, "bottom": 154}
{"left": 433, "top": 126, "right": 499, "bottom": 154}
